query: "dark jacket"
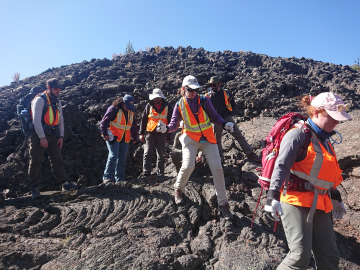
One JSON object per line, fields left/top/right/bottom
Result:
{"left": 207, "top": 88, "right": 236, "bottom": 118}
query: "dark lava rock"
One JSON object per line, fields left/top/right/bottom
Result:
{"left": 0, "top": 47, "right": 359, "bottom": 269}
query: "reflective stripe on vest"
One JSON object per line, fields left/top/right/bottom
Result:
{"left": 109, "top": 109, "right": 133, "bottom": 143}
{"left": 223, "top": 90, "right": 233, "bottom": 112}
{"left": 178, "top": 96, "right": 216, "bottom": 144}
{"left": 281, "top": 131, "right": 342, "bottom": 216}
{"left": 290, "top": 135, "right": 337, "bottom": 190}
{"left": 43, "top": 92, "right": 60, "bottom": 126}
{"left": 146, "top": 105, "right": 168, "bottom": 132}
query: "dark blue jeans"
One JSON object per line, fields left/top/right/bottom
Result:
{"left": 103, "top": 140, "right": 129, "bottom": 182}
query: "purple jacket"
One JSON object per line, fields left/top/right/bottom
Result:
{"left": 167, "top": 94, "right": 226, "bottom": 133}
{"left": 100, "top": 105, "right": 138, "bottom": 142}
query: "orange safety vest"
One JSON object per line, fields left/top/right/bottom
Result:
{"left": 223, "top": 90, "right": 233, "bottom": 112}
{"left": 43, "top": 92, "right": 60, "bottom": 126}
{"left": 178, "top": 96, "right": 216, "bottom": 144}
{"left": 146, "top": 105, "right": 169, "bottom": 132}
{"left": 109, "top": 109, "right": 134, "bottom": 143}
{"left": 280, "top": 134, "right": 343, "bottom": 213}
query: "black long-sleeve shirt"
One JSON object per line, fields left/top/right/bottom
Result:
{"left": 206, "top": 88, "right": 236, "bottom": 118}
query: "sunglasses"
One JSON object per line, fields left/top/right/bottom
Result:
{"left": 185, "top": 86, "right": 197, "bottom": 92}
{"left": 210, "top": 84, "right": 218, "bottom": 88}
{"left": 335, "top": 103, "right": 350, "bottom": 112}
{"left": 319, "top": 103, "right": 350, "bottom": 112}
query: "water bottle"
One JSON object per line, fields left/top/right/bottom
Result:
{"left": 20, "top": 109, "right": 29, "bottom": 123}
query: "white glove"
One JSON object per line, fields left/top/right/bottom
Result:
{"left": 331, "top": 199, "right": 346, "bottom": 220}
{"left": 264, "top": 200, "right": 284, "bottom": 221}
{"left": 224, "top": 122, "right": 234, "bottom": 133}
{"left": 156, "top": 121, "right": 167, "bottom": 134}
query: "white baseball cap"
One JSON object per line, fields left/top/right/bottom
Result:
{"left": 311, "top": 92, "right": 352, "bottom": 121}
{"left": 182, "top": 75, "right": 201, "bottom": 90}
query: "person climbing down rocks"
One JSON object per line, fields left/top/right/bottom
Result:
{"left": 100, "top": 95, "right": 138, "bottom": 185}
{"left": 205, "top": 76, "right": 260, "bottom": 162}
{"left": 139, "top": 88, "right": 172, "bottom": 178}
{"left": 162, "top": 75, "right": 235, "bottom": 220}
{"left": 265, "top": 92, "right": 351, "bottom": 270}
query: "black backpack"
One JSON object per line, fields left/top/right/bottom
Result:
{"left": 17, "top": 86, "right": 44, "bottom": 136}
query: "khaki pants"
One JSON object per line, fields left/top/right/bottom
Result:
{"left": 213, "top": 115, "right": 253, "bottom": 159}
{"left": 278, "top": 202, "right": 340, "bottom": 270}
{"left": 28, "top": 132, "right": 67, "bottom": 189}
{"left": 174, "top": 134, "right": 228, "bottom": 206}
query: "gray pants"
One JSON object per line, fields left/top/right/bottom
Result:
{"left": 213, "top": 115, "right": 253, "bottom": 159}
{"left": 278, "top": 202, "right": 340, "bottom": 270}
{"left": 143, "top": 132, "right": 165, "bottom": 175}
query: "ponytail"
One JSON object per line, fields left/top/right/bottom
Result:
{"left": 299, "top": 94, "right": 325, "bottom": 118}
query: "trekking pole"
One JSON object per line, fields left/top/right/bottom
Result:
{"left": 251, "top": 187, "right": 263, "bottom": 228}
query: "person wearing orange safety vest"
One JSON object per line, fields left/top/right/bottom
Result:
{"left": 205, "top": 76, "right": 260, "bottom": 162}
{"left": 163, "top": 75, "right": 235, "bottom": 220}
{"left": 29, "top": 78, "right": 77, "bottom": 199}
{"left": 265, "top": 92, "right": 352, "bottom": 270}
{"left": 139, "top": 88, "right": 172, "bottom": 177}
{"left": 100, "top": 95, "right": 138, "bottom": 184}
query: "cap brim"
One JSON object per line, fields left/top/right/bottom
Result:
{"left": 127, "top": 105, "right": 135, "bottom": 112}
{"left": 149, "top": 94, "right": 165, "bottom": 100}
{"left": 187, "top": 83, "right": 201, "bottom": 89}
{"left": 326, "top": 110, "right": 352, "bottom": 121}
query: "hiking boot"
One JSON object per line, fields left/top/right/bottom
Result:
{"left": 31, "top": 187, "right": 41, "bottom": 199}
{"left": 174, "top": 189, "right": 183, "bottom": 205}
{"left": 247, "top": 152, "right": 261, "bottom": 162}
{"left": 218, "top": 203, "right": 233, "bottom": 220}
{"left": 138, "top": 172, "right": 151, "bottom": 179}
{"left": 62, "top": 181, "right": 78, "bottom": 192}
{"left": 103, "top": 179, "right": 115, "bottom": 186}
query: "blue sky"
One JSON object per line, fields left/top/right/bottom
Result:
{"left": 1, "top": 0, "right": 360, "bottom": 87}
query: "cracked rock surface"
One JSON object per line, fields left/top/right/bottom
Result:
{"left": 0, "top": 47, "right": 359, "bottom": 269}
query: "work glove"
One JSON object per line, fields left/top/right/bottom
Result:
{"left": 224, "top": 122, "right": 234, "bottom": 133}
{"left": 264, "top": 199, "right": 284, "bottom": 221}
{"left": 331, "top": 199, "right": 346, "bottom": 220}
{"left": 139, "top": 134, "right": 145, "bottom": 143}
{"left": 156, "top": 121, "right": 167, "bottom": 134}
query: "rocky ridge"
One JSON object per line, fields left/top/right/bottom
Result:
{"left": 0, "top": 46, "right": 359, "bottom": 269}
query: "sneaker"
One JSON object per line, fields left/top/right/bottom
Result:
{"left": 31, "top": 187, "right": 41, "bottom": 199}
{"left": 218, "top": 203, "right": 233, "bottom": 220}
{"left": 247, "top": 152, "right": 261, "bottom": 162}
{"left": 174, "top": 189, "right": 183, "bottom": 205}
{"left": 62, "top": 181, "right": 78, "bottom": 192}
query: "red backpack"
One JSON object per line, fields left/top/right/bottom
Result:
{"left": 251, "top": 112, "right": 311, "bottom": 229}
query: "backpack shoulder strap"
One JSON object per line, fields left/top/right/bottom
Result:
{"left": 303, "top": 124, "right": 312, "bottom": 150}
{"left": 199, "top": 94, "right": 208, "bottom": 113}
